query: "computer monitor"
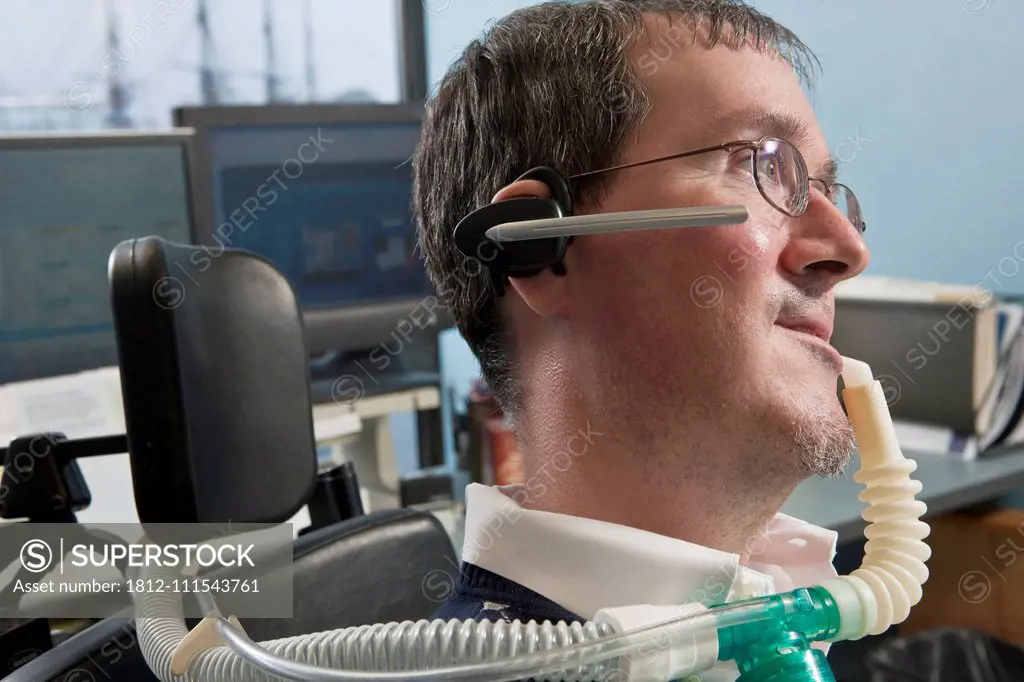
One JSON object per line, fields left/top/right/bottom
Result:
{"left": 173, "top": 104, "right": 449, "bottom": 358}
{"left": 0, "top": 130, "right": 195, "bottom": 385}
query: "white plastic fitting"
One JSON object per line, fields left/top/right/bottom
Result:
{"left": 819, "top": 357, "right": 932, "bottom": 641}
{"left": 593, "top": 603, "right": 718, "bottom": 681}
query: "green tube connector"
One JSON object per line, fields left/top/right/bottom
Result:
{"left": 714, "top": 587, "right": 842, "bottom": 682}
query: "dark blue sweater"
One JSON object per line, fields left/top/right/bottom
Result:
{"left": 433, "top": 562, "right": 583, "bottom": 624}
{"left": 434, "top": 564, "right": 732, "bottom": 681}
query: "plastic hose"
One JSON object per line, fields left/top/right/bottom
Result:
{"left": 133, "top": 356, "right": 931, "bottom": 681}
{"left": 134, "top": 569, "right": 755, "bottom": 681}
{"left": 818, "top": 357, "right": 932, "bottom": 641}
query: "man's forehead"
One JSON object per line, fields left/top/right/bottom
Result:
{"left": 631, "top": 36, "right": 812, "bottom": 118}
{"left": 631, "top": 11, "right": 812, "bottom": 84}
{"left": 626, "top": 24, "right": 828, "bottom": 163}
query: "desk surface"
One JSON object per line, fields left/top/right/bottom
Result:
{"left": 784, "top": 445, "right": 1024, "bottom": 543}
{"left": 310, "top": 371, "right": 440, "bottom": 405}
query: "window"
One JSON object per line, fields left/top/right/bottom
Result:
{"left": 424, "top": 0, "right": 549, "bottom": 90}
{"left": 0, "top": 0, "right": 403, "bottom": 132}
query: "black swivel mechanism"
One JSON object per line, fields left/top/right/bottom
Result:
{"left": 452, "top": 166, "right": 575, "bottom": 296}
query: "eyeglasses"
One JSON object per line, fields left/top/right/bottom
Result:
{"left": 568, "top": 137, "right": 866, "bottom": 234}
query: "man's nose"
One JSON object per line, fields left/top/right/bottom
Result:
{"left": 779, "top": 190, "right": 869, "bottom": 286}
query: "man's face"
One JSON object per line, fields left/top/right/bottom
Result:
{"left": 560, "top": 21, "right": 869, "bottom": 480}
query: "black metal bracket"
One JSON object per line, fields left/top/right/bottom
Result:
{"left": 0, "top": 433, "right": 127, "bottom": 523}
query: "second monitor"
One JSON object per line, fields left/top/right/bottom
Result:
{"left": 174, "top": 104, "right": 448, "bottom": 366}
{"left": 0, "top": 130, "right": 194, "bottom": 386}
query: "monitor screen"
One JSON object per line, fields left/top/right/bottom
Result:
{"left": 197, "top": 122, "right": 430, "bottom": 312}
{"left": 0, "top": 135, "right": 193, "bottom": 385}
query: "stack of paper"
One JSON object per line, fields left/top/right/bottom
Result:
{"left": 0, "top": 366, "right": 125, "bottom": 445}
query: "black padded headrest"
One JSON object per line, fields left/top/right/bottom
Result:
{"left": 108, "top": 237, "right": 316, "bottom": 525}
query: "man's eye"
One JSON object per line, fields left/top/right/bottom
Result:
{"left": 757, "top": 153, "right": 787, "bottom": 185}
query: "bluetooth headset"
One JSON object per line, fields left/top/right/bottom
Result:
{"left": 452, "top": 166, "right": 749, "bottom": 296}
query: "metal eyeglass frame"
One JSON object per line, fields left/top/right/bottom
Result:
{"left": 567, "top": 136, "right": 866, "bottom": 234}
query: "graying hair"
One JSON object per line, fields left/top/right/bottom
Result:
{"left": 412, "top": 0, "right": 819, "bottom": 417}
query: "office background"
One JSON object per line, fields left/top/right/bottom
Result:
{"left": 3, "top": 5, "right": 1024, "bottom": 678}
{"left": 1, "top": 0, "right": 1021, "bottom": 488}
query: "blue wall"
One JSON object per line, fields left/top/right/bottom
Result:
{"left": 425, "top": 0, "right": 1024, "bottom": 427}
{"left": 749, "top": 0, "right": 1022, "bottom": 296}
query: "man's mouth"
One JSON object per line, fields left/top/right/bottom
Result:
{"left": 775, "top": 315, "right": 842, "bottom": 369}
{"left": 775, "top": 317, "right": 832, "bottom": 343}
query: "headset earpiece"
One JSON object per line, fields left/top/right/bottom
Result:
{"left": 516, "top": 166, "right": 573, "bottom": 213}
{"left": 452, "top": 166, "right": 575, "bottom": 296}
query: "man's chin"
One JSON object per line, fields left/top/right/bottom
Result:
{"left": 795, "top": 407, "right": 855, "bottom": 479}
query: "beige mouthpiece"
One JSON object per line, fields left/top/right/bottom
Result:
{"left": 840, "top": 356, "right": 902, "bottom": 468}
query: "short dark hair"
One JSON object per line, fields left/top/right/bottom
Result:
{"left": 412, "top": 0, "right": 817, "bottom": 416}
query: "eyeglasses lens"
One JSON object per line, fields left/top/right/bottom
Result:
{"left": 832, "top": 184, "right": 865, "bottom": 233}
{"left": 755, "top": 138, "right": 808, "bottom": 217}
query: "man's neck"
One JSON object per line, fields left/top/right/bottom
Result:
{"left": 514, "top": 426, "right": 798, "bottom": 558}
{"left": 506, "top": 332, "right": 802, "bottom": 558}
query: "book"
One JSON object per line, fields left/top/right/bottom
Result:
{"left": 984, "top": 309, "right": 1024, "bottom": 450}
{"left": 891, "top": 419, "right": 978, "bottom": 461}
{"left": 888, "top": 308, "right": 1024, "bottom": 460}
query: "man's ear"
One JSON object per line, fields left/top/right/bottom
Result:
{"left": 491, "top": 179, "right": 553, "bottom": 203}
{"left": 490, "top": 179, "right": 570, "bottom": 320}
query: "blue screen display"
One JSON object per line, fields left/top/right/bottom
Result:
{"left": 0, "top": 143, "right": 192, "bottom": 384}
{"left": 198, "top": 123, "right": 430, "bottom": 311}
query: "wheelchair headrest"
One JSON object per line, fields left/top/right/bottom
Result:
{"left": 108, "top": 237, "right": 317, "bottom": 526}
